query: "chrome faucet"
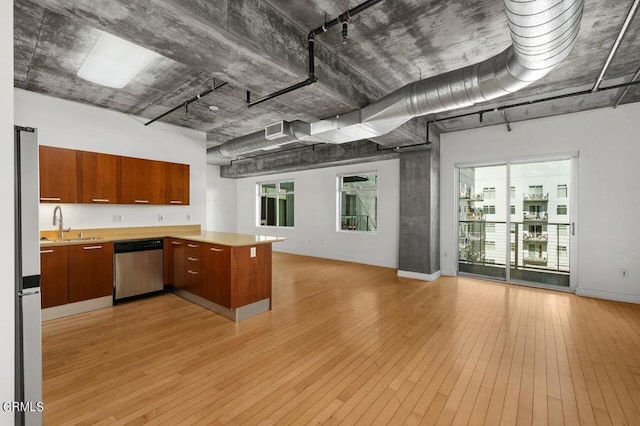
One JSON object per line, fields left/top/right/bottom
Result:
{"left": 52, "top": 205, "right": 70, "bottom": 239}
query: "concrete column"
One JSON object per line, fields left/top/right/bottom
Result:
{"left": 398, "top": 125, "right": 441, "bottom": 280}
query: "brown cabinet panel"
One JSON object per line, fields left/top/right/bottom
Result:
{"left": 68, "top": 242, "right": 114, "bottom": 303}
{"left": 231, "top": 245, "right": 271, "bottom": 308}
{"left": 39, "top": 146, "right": 77, "bottom": 203}
{"left": 77, "top": 151, "right": 121, "bottom": 204}
{"left": 185, "top": 242, "right": 205, "bottom": 297}
{"left": 169, "top": 239, "right": 186, "bottom": 291}
{"left": 204, "top": 244, "right": 232, "bottom": 308}
{"left": 120, "top": 156, "right": 160, "bottom": 205}
{"left": 160, "top": 162, "right": 190, "bottom": 205}
{"left": 40, "top": 246, "right": 69, "bottom": 308}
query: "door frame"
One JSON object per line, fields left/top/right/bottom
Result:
{"left": 454, "top": 151, "right": 579, "bottom": 291}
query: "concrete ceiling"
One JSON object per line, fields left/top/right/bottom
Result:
{"left": 13, "top": 0, "right": 640, "bottom": 172}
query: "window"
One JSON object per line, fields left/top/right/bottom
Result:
{"left": 258, "top": 181, "right": 294, "bottom": 227}
{"left": 557, "top": 184, "right": 567, "bottom": 198}
{"left": 483, "top": 205, "right": 496, "bottom": 215}
{"left": 529, "top": 185, "right": 543, "bottom": 199}
{"left": 558, "top": 246, "right": 568, "bottom": 254}
{"left": 485, "top": 223, "right": 496, "bottom": 232}
{"left": 557, "top": 205, "right": 568, "bottom": 215}
{"left": 529, "top": 225, "right": 542, "bottom": 234}
{"left": 510, "top": 186, "right": 516, "bottom": 199}
{"left": 485, "top": 241, "right": 496, "bottom": 249}
{"left": 559, "top": 225, "right": 569, "bottom": 236}
{"left": 510, "top": 205, "right": 516, "bottom": 215}
{"left": 483, "top": 187, "right": 496, "bottom": 200}
{"left": 339, "top": 172, "right": 377, "bottom": 232}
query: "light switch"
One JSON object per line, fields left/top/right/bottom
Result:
{"left": 250, "top": 247, "right": 256, "bottom": 258}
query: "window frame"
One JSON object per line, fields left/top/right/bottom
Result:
{"left": 337, "top": 171, "right": 378, "bottom": 234}
{"left": 257, "top": 179, "right": 295, "bottom": 228}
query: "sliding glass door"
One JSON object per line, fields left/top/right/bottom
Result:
{"left": 458, "top": 158, "right": 574, "bottom": 288}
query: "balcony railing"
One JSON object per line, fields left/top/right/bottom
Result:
{"left": 523, "top": 212, "right": 548, "bottom": 222}
{"left": 523, "top": 193, "right": 549, "bottom": 201}
{"left": 523, "top": 255, "right": 548, "bottom": 265}
{"left": 341, "top": 215, "right": 374, "bottom": 231}
{"left": 523, "top": 232, "right": 548, "bottom": 242}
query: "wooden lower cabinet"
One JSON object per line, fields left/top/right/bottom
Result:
{"left": 165, "top": 239, "right": 272, "bottom": 311}
{"left": 68, "top": 242, "right": 114, "bottom": 303}
{"left": 204, "top": 244, "right": 231, "bottom": 308}
{"left": 40, "top": 246, "right": 69, "bottom": 308}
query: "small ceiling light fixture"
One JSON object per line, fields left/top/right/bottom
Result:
{"left": 77, "top": 31, "right": 158, "bottom": 89}
{"left": 208, "top": 105, "right": 220, "bottom": 111}
{"left": 342, "top": 22, "right": 349, "bottom": 45}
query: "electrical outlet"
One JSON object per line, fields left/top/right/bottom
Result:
{"left": 113, "top": 214, "right": 122, "bottom": 223}
{"left": 250, "top": 247, "right": 256, "bottom": 258}
{"left": 186, "top": 214, "right": 192, "bottom": 221}
{"left": 158, "top": 214, "right": 163, "bottom": 222}
{"left": 621, "top": 269, "right": 629, "bottom": 278}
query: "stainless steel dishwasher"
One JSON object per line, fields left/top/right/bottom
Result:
{"left": 114, "top": 239, "right": 164, "bottom": 302}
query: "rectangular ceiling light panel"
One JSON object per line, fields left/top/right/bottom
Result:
{"left": 77, "top": 31, "right": 158, "bottom": 89}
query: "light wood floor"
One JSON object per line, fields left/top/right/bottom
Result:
{"left": 42, "top": 253, "right": 640, "bottom": 425}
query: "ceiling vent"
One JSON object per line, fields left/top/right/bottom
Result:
{"left": 265, "top": 121, "right": 289, "bottom": 140}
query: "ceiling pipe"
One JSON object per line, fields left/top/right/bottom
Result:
{"left": 246, "top": 0, "right": 384, "bottom": 108}
{"left": 613, "top": 67, "right": 640, "bottom": 108}
{"left": 208, "top": 0, "right": 584, "bottom": 160}
{"left": 145, "top": 80, "right": 227, "bottom": 126}
{"left": 429, "top": 79, "right": 640, "bottom": 125}
{"left": 591, "top": 0, "right": 639, "bottom": 92}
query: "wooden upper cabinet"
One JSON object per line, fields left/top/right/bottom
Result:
{"left": 77, "top": 151, "right": 121, "bottom": 204}
{"left": 39, "top": 145, "right": 77, "bottom": 203}
{"left": 160, "top": 162, "right": 190, "bottom": 205}
{"left": 120, "top": 156, "right": 160, "bottom": 205}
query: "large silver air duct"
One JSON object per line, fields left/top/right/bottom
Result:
{"left": 208, "top": 0, "right": 584, "bottom": 160}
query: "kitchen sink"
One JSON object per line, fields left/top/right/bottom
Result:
{"left": 41, "top": 237, "right": 103, "bottom": 243}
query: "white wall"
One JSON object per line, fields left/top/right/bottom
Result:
{"left": 235, "top": 159, "right": 400, "bottom": 268}
{"left": 206, "top": 165, "right": 237, "bottom": 232}
{"left": 441, "top": 103, "right": 640, "bottom": 303}
{"left": 14, "top": 89, "right": 207, "bottom": 232}
{"left": 0, "top": 0, "right": 15, "bottom": 421}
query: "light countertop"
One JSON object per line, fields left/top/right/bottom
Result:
{"left": 39, "top": 226, "right": 285, "bottom": 248}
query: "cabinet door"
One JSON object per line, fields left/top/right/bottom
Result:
{"left": 160, "top": 162, "right": 190, "bottom": 205}
{"left": 120, "top": 157, "right": 160, "bottom": 205}
{"left": 39, "top": 146, "right": 77, "bottom": 203}
{"left": 40, "top": 246, "right": 69, "bottom": 308}
{"left": 169, "top": 239, "right": 186, "bottom": 290}
{"left": 204, "top": 244, "right": 231, "bottom": 308}
{"left": 77, "top": 151, "right": 120, "bottom": 204}
{"left": 68, "top": 242, "right": 114, "bottom": 303}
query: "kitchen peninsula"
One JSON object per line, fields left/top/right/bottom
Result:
{"left": 39, "top": 225, "right": 285, "bottom": 322}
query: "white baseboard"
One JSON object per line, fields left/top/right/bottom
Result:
{"left": 441, "top": 269, "right": 457, "bottom": 277}
{"left": 576, "top": 288, "right": 640, "bottom": 304}
{"left": 42, "top": 296, "right": 113, "bottom": 321}
{"left": 397, "top": 270, "right": 442, "bottom": 282}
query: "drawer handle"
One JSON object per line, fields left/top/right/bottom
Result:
{"left": 188, "top": 244, "right": 198, "bottom": 248}
{"left": 171, "top": 241, "right": 182, "bottom": 245}
{"left": 92, "top": 198, "right": 109, "bottom": 203}
{"left": 40, "top": 197, "right": 61, "bottom": 201}
{"left": 210, "top": 248, "right": 223, "bottom": 252}
{"left": 169, "top": 200, "right": 182, "bottom": 204}
{"left": 187, "top": 257, "right": 198, "bottom": 262}
{"left": 40, "top": 250, "right": 54, "bottom": 254}
{"left": 134, "top": 200, "right": 149, "bottom": 204}
{"left": 83, "top": 245, "right": 102, "bottom": 250}
{"left": 187, "top": 270, "right": 198, "bottom": 275}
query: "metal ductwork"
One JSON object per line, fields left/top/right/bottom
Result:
{"left": 208, "top": 0, "right": 584, "bottom": 160}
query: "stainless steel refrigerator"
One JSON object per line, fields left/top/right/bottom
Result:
{"left": 14, "top": 126, "right": 43, "bottom": 426}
